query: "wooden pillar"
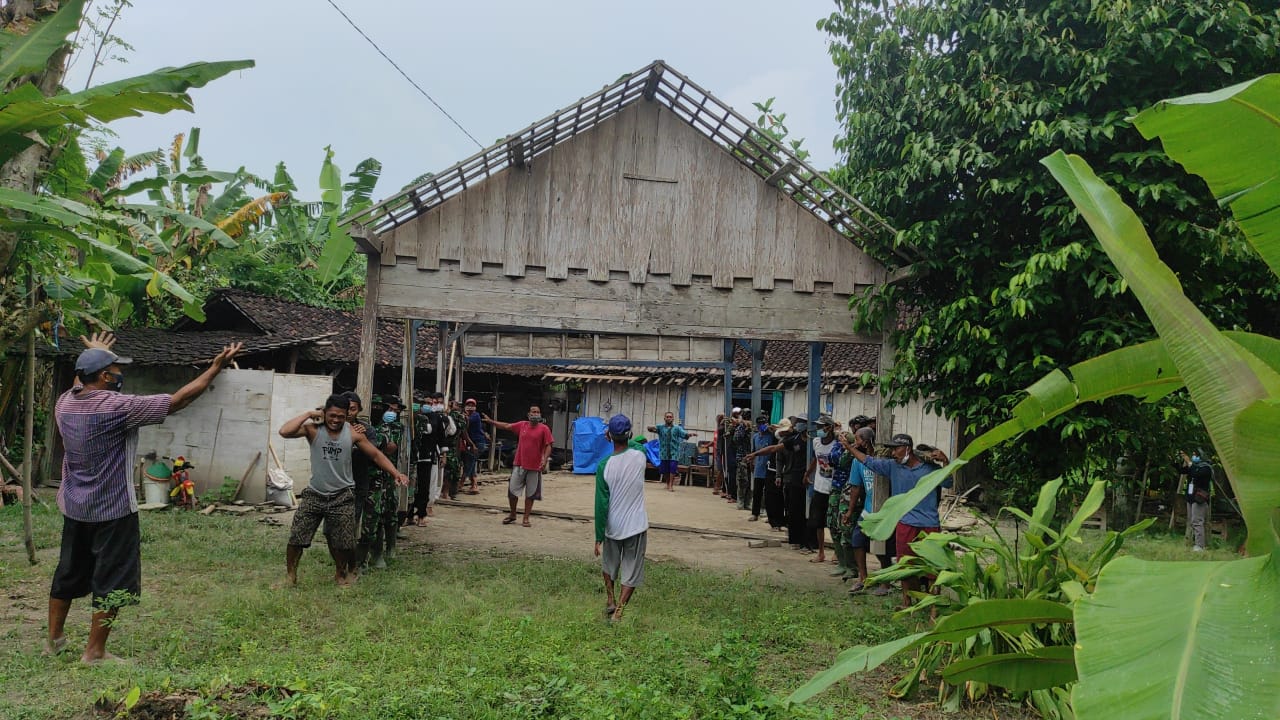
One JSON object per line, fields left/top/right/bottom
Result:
{"left": 436, "top": 321, "right": 448, "bottom": 393}
{"left": 21, "top": 273, "right": 36, "bottom": 564}
{"left": 749, "top": 340, "right": 765, "bottom": 422}
{"left": 806, "top": 341, "right": 824, "bottom": 463}
{"left": 722, "top": 339, "right": 735, "bottom": 420}
{"left": 400, "top": 319, "right": 415, "bottom": 472}
{"left": 354, "top": 256, "right": 381, "bottom": 407}
{"left": 453, "top": 329, "right": 465, "bottom": 404}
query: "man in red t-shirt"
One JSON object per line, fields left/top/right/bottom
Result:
{"left": 484, "top": 405, "right": 554, "bottom": 527}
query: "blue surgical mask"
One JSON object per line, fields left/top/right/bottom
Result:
{"left": 383, "top": 410, "right": 398, "bottom": 423}
{"left": 1191, "top": 455, "right": 1201, "bottom": 463}
{"left": 814, "top": 430, "right": 827, "bottom": 439}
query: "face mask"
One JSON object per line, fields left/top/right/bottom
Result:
{"left": 103, "top": 371, "right": 124, "bottom": 391}
{"left": 896, "top": 451, "right": 910, "bottom": 465}
{"left": 814, "top": 430, "right": 827, "bottom": 439}
{"left": 1191, "top": 455, "right": 1201, "bottom": 463}
{"left": 758, "top": 423, "right": 767, "bottom": 432}
{"left": 383, "top": 410, "right": 398, "bottom": 423}
{"left": 793, "top": 422, "right": 808, "bottom": 433}
{"left": 528, "top": 415, "right": 543, "bottom": 424}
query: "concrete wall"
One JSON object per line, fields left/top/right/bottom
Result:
{"left": 128, "top": 368, "right": 334, "bottom": 503}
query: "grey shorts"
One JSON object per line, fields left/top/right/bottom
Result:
{"left": 601, "top": 531, "right": 647, "bottom": 588}
{"left": 288, "top": 486, "right": 357, "bottom": 550}
{"left": 508, "top": 467, "right": 543, "bottom": 499}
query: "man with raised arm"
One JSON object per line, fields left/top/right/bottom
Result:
{"left": 647, "top": 411, "right": 695, "bottom": 492}
{"left": 484, "top": 405, "right": 553, "bottom": 527}
{"left": 278, "top": 394, "right": 409, "bottom": 587}
{"left": 48, "top": 333, "right": 242, "bottom": 664}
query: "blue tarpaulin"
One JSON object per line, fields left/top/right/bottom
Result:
{"left": 571, "top": 417, "right": 612, "bottom": 473}
{"left": 643, "top": 439, "right": 661, "bottom": 466}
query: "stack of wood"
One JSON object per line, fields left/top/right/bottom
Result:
{"left": 940, "top": 486, "right": 982, "bottom": 532}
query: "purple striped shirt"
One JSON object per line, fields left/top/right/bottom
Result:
{"left": 55, "top": 387, "right": 171, "bottom": 522}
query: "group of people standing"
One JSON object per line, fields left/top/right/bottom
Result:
{"left": 728, "top": 411, "right": 950, "bottom": 607}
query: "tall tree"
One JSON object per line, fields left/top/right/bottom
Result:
{"left": 821, "top": 0, "right": 1280, "bottom": 502}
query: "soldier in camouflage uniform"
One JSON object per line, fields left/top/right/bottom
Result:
{"left": 367, "top": 399, "right": 404, "bottom": 569}
{"left": 443, "top": 400, "right": 470, "bottom": 501}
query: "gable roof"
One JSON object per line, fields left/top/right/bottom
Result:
{"left": 345, "top": 60, "right": 904, "bottom": 261}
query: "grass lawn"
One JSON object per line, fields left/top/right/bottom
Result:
{"left": 4, "top": 502, "right": 1028, "bottom": 720}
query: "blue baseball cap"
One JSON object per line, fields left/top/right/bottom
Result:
{"left": 607, "top": 414, "right": 632, "bottom": 435}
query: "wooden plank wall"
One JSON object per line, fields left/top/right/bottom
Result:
{"left": 385, "top": 101, "right": 883, "bottom": 295}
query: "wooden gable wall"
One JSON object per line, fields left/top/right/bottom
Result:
{"left": 373, "top": 101, "right": 885, "bottom": 343}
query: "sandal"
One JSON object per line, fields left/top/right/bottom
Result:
{"left": 502, "top": 516, "right": 516, "bottom": 525}
{"left": 521, "top": 520, "right": 531, "bottom": 527}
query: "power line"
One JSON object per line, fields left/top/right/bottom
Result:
{"left": 324, "top": 0, "right": 484, "bottom": 149}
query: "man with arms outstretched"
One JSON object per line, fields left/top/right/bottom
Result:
{"left": 484, "top": 405, "right": 554, "bottom": 527}
{"left": 48, "top": 333, "right": 241, "bottom": 664}
{"left": 647, "top": 411, "right": 695, "bottom": 492}
{"left": 278, "top": 394, "right": 409, "bottom": 587}
{"left": 594, "top": 414, "right": 649, "bottom": 622}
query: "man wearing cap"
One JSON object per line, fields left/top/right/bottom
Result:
{"left": 718, "top": 408, "right": 744, "bottom": 503}
{"left": 743, "top": 414, "right": 812, "bottom": 548}
{"left": 48, "top": 333, "right": 242, "bottom": 663}
{"left": 647, "top": 411, "right": 695, "bottom": 492}
{"left": 847, "top": 432, "right": 950, "bottom": 607}
{"left": 805, "top": 415, "right": 839, "bottom": 564}
{"left": 748, "top": 414, "right": 775, "bottom": 524}
{"left": 462, "top": 398, "right": 489, "bottom": 494}
{"left": 593, "top": 414, "right": 649, "bottom": 622}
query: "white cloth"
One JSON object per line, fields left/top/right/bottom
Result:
{"left": 427, "top": 464, "right": 442, "bottom": 506}
{"left": 602, "top": 449, "right": 649, "bottom": 540}
{"left": 811, "top": 438, "right": 836, "bottom": 494}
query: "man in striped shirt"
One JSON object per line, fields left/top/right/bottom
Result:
{"left": 48, "top": 334, "right": 242, "bottom": 664}
{"left": 593, "top": 414, "right": 649, "bottom": 623}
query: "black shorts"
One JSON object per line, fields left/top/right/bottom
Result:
{"left": 50, "top": 513, "right": 142, "bottom": 608}
{"left": 808, "top": 491, "right": 831, "bottom": 530}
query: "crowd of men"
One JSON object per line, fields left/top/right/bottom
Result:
{"left": 703, "top": 408, "right": 952, "bottom": 607}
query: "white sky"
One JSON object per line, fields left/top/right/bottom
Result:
{"left": 63, "top": 0, "right": 843, "bottom": 203}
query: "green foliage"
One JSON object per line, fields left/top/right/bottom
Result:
{"left": 819, "top": 0, "right": 1280, "bottom": 504}
{"left": 810, "top": 74, "right": 1280, "bottom": 719}
{"left": 0, "top": 1, "right": 252, "bottom": 347}
{"left": 791, "top": 479, "right": 1150, "bottom": 717}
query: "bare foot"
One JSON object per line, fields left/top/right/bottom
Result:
{"left": 43, "top": 635, "right": 68, "bottom": 656}
{"left": 271, "top": 573, "right": 298, "bottom": 590}
{"left": 81, "top": 651, "right": 128, "bottom": 665}
{"left": 427, "top": 507, "right": 435, "bottom": 517}
{"left": 336, "top": 573, "right": 356, "bottom": 588}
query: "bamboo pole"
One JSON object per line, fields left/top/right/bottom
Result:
{"left": 22, "top": 275, "right": 36, "bottom": 564}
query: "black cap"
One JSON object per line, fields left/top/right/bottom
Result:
{"left": 885, "top": 433, "right": 914, "bottom": 448}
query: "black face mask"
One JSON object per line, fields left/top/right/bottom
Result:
{"left": 103, "top": 371, "right": 124, "bottom": 391}
{"left": 528, "top": 415, "right": 544, "bottom": 424}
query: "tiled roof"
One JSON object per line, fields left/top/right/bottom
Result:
{"left": 45, "top": 328, "right": 331, "bottom": 366}
{"left": 544, "top": 341, "right": 879, "bottom": 387}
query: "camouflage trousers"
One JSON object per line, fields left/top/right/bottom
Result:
{"left": 357, "top": 473, "right": 399, "bottom": 553}
{"left": 443, "top": 448, "right": 462, "bottom": 498}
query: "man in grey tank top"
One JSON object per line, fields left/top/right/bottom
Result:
{"left": 278, "top": 394, "right": 409, "bottom": 587}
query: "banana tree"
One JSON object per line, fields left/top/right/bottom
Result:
{"left": 0, "top": 0, "right": 253, "bottom": 349}
{"left": 795, "top": 76, "right": 1280, "bottom": 719}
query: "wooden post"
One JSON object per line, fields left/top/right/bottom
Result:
{"left": 21, "top": 275, "right": 36, "bottom": 564}
{"left": 354, "top": 255, "right": 382, "bottom": 407}
{"left": 400, "top": 319, "right": 415, "bottom": 473}
{"left": 453, "top": 329, "right": 465, "bottom": 405}
{"left": 749, "top": 340, "right": 765, "bottom": 422}
{"left": 436, "top": 321, "right": 448, "bottom": 393}
{"left": 487, "top": 392, "right": 500, "bottom": 472}
{"left": 806, "top": 342, "right": 824, "bottom": 463}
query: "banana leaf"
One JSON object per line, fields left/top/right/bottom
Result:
{"left": 1132, "top": 74, "right": 1280, "bottom": 278}
{"left": 788, "top": 599, "right": 1073, "bottom": 704}
{"left": 1043, "top": 150, "right": 1280, "bottom": 555}
{"left": 1071, "top": 546, "right": 1280, "bottom": 719}
{"left": 942, "top": 646, "right": 1077, "bottom": 692}
{"left": 0, "top": 0, "right": 85, "bottom": 87}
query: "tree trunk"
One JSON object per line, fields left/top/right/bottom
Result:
{"left": 0, "top": 1, "right": 75, "bottom": 275}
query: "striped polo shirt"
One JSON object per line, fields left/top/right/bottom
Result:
{"left": 55, "top": 386, "right": 171, "bottom": 522}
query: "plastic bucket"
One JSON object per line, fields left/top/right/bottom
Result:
{"left": 143, "top": 479, "right": 170, "bottom": 505}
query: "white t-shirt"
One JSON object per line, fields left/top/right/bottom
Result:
{"left": 599, "top": 448, "right": 649, "bottom": 540}
{"left": 811, "top": 437, "right": 836, "bottom": 494}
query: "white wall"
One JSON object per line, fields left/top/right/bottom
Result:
{"left": 268, "top": 373, "right": 338, "bottom": 495}
{"left": 135, "top": 368, "right": 273, "bottom": 504}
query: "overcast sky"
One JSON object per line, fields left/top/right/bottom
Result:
{"left": 63, "top": 0, "right": 844, "bottom": 204}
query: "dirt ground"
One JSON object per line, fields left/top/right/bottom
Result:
{"left": 380, "top": 469, "right": 883, "bottom": 589}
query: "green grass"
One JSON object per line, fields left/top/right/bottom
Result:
{"left": 1, "top": 503, "right": 938, "bottom": 720}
